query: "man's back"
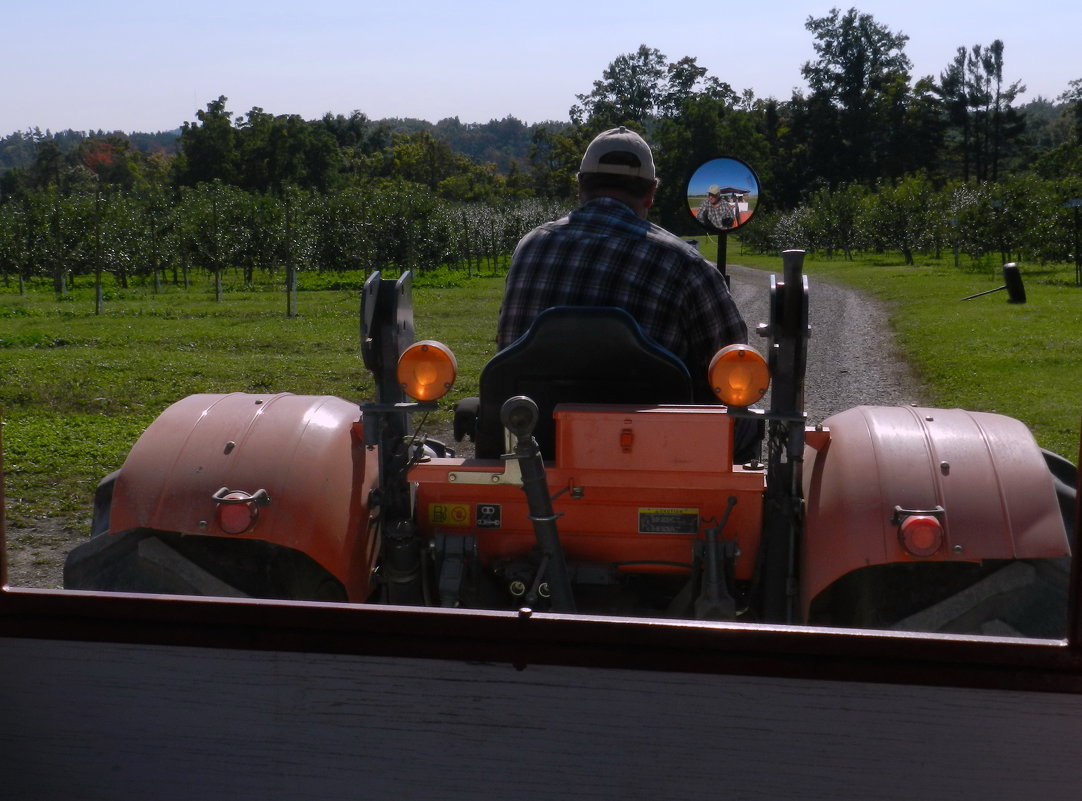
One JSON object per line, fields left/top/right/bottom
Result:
{"left": 498, "top": 197, "right": 746, "bottom": 397}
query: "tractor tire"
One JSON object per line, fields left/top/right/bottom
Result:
{"left": 811, "top": 557, "right": 1070, "bottom": 638}
{"left": 64, "top": 528, "right": 347, "bottom": 602}
{"left": 1043, "top": 449, "right": 1078, "bottom": 537}
{"left": 64, "top": 528, "right": 249, "bottom": 597}
{"left": 888, "top": 558, "right": 1070, "bottom": 637}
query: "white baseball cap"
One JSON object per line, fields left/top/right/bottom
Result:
{"left": 579, "top": 126, "right": 656, "bottom": 180}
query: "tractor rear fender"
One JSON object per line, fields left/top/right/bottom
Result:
{"left": 801, "top": 405, "right": 1071, "bottom": 617}
{"left": 108, "top": 393, "right": 378, "bottom": 601}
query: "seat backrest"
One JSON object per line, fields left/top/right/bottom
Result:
{"left": 475, "top": 307, "right": 694, "bottom": 458}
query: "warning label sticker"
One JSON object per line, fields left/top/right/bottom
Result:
{"left": 475, "top": 504, "right": 502, "bottom": 529}
{"left": 638, "top": 508, "right": 700, "bottom": 534}
{"left": 428, "top": 503, "right": 471, "bottom": 527}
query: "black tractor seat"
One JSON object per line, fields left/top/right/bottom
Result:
{"left": 458, "top": 306, "right": 695, "bottom": 459}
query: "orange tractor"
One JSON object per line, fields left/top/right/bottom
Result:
{"left": 64, "top": 251, "right": 1076, "bottom": 635}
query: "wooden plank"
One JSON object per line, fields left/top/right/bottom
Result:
{"left": 3, "top": 635, "right": 1082, "bottom": 800}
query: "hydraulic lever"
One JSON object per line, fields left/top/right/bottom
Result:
{"left": 501, "top": 396, "right": 576, "bottom": 613}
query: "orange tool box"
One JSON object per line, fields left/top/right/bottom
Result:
{"left": 411, "top": 405, "right": 765, "bottom": 577}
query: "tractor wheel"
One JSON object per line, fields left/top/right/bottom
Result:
{"left": 810, "top": 557, "right": 1070, "bottom": 638}
{"left": 64, "top": 529, "right": 252, "bottom": 597}
{"left": 63, "top": 528, "right": 346, "bottom": 602}
{"left": 887, "top": 557, "right": 1070, "bottom": 637}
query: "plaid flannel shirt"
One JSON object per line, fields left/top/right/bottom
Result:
{"left": 497, "top": 198, "right": 747, "bottom": 396}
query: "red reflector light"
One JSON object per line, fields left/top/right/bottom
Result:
{"left": 218, "top": 492, "right": 257, "bottom": 535}
{"left": 898, "top": 514, "right": 943, "bottom": 558}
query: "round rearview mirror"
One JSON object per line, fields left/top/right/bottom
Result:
{"left": 687, "top": 157, "right": 761, "bottom": 233}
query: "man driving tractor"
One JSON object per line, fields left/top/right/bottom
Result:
{"left": 497, "top": 126, "right": 756, "bottom": 456}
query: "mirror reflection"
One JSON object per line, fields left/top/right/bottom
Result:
{"left": 687, "top": 157, "right": 760, "bottom": 232}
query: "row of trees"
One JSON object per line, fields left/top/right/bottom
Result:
{"left": 557, "top": 16, "right": 1080, "bottom": 230}
{"left": 0, "top": 182, "right": 565, "bottom": 300}
{"left": 8, "top": 170, "right": 1075, "bottom": 303}
{"left": 742, "top": 174, "right": 1082, "bottom": 271}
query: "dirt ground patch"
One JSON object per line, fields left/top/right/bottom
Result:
{"left": 4, "top": 517, "right": 84, "bottom": 590}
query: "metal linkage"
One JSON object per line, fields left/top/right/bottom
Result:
{"left": 500, "top": 396, "right": 577, "bottom": 614}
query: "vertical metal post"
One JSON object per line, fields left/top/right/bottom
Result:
{"left": 717, "top": 232, "right": 729, "bottom": 286}
{"left": 1075, "top": 206, "right": 1081, "bottom": 287}
{"left": 1064, "top": 199, "right": 1081, "bottom": 286}
{"left": 0, "top": 413, "right": 6, "bottom": 589}
{"left": 756, "top": 250, "right": 809, "bottom": 623}
{"left": 94, "top": 185, "right": 104, "bottom": 316}
{"left": 1070, "top": 413, "right": 1082, "bottom": 653}
{"left": 360, "top": 272, "right": 423, "bottom": 605}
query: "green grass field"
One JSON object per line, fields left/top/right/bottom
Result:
{"left": 0, "top": 269, "right": 506, "bottom": 530}
{"left": 1, "top": 249, "right": 1080, "bottom": 537}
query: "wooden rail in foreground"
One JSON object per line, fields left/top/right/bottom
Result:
{"left": 1, "top": 424, "right": 1081, "bottom": 800}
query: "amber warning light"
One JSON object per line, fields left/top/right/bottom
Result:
{"left": 397, "top": 340, "right": 457, "bottom": 401}
{"left": 709, "top": 345, "right": 770, "bottom": 407}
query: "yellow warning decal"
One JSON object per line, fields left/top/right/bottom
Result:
{"left": 638, "top": 508, "right": 699, "bottom": 534}
{"left": 428, "top": 503, "right": 471, "bottom": 527}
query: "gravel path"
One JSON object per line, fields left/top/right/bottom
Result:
{"left": 727, "top": 263, "right": 925, "bottom": 423}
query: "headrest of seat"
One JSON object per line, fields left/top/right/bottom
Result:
{"left": 495, "top": 306, "right": 688, "bottom": 375}
{"left": 474, "top": 307, "right": 693, "bottom": 458}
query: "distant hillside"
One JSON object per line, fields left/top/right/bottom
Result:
{"left": 381, "top": 116, "right": 567, "bottom": 173}
{"left": 0, "top": 128, "right": 181, "bottom": 172}
{"left": 0, "top": 116, "right": 568, "bottom": 176}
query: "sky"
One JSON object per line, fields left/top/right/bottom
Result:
{"left": 5, "top": 0, "right": 1080, "bottom": 136}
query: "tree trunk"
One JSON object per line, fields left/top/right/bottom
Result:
{"left": 53, "top": 264, "right": 66, "bottom": 299}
